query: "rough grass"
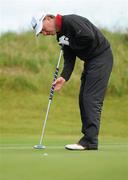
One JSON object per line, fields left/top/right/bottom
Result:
{"left": 0, "top": 30, "right": 128, "bottom": 96}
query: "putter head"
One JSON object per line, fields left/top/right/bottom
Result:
{"left": 33, "top": 144, "right": 46, "bottom": 149}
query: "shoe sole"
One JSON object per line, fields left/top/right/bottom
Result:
{"left": 65, "top": 146, "right": 98, "bottom": 151}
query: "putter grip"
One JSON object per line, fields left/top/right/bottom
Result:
{"left": 49, "top": 67, "right": 59, "bottom": 100}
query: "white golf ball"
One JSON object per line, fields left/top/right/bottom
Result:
{"left": 43, "top": 153, "right": 48, "bottom": 156}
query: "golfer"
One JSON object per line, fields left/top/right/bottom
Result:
{"left": 31, "top": 13, "right": 113, "bottom": 150}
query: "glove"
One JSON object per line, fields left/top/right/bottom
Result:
{"left": 59, "top": 35, "right": 69, "bottom": 46}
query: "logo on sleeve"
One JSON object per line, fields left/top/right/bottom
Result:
{"left": 59, "top": 35, "right": 69, "bottom": 46}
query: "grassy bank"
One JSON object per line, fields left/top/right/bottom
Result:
{"left": 0, "top": 91, "right": 128, "bottom": 137}
{"left": 0, "top": 30, "right": 128, "bottom": 96}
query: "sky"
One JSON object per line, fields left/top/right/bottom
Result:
{"left": 0, "top": 0, "right": 128, "bottom": 34}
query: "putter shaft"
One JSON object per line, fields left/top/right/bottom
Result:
{"left": 38, "top": 49, "right": 63, "bottom": 147}
{"left": 39, "top": 100, "right": 51, "bottom": 145}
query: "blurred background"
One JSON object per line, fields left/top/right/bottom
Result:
{"left": 0, "top": 0, "right": 128, "bottom": 33}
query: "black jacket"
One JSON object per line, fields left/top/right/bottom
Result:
{"left": 57, "top": 14, "right": 110, "bottom": 81}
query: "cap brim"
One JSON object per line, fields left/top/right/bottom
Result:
{"left": 35, "top": 21, "right": 43, "bottom": 36}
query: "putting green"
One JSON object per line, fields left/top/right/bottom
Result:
{"left": 0, "top": 93, "right": 128, "bottom": 179}
{"left": 0, "top": 136, "right": 128, "bottom": 180}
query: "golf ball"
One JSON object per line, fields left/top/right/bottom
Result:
{"left": 43, "top": 153, "right": 48, "bottom": 156}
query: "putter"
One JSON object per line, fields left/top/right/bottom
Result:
{"left": 34, "top": 48, "right": 63, "bottom": 149}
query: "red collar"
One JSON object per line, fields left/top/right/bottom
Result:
{"left": 55, "top": 14, "right": 62, "bottom": 32}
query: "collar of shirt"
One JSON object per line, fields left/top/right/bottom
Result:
{"left": 55, "top": 14, "right": 62, "bottom": 32}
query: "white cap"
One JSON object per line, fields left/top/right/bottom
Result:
{"left": 31, "top": 12, "right": 46, "bottom": 36}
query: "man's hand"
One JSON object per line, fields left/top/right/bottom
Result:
{"left": 59, "top": 35, "right": 69, "bottom": 46}
{"left": 52, "top": 77, "right": 66, "bottom": 91}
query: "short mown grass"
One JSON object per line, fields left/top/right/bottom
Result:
{"left": 0, "top": 135, "right": 128, "bottom": 180}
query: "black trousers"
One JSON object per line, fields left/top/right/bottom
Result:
{"left": 79, "top": 48, "right": 113, "bottom": 148}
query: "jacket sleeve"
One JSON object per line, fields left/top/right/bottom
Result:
{"left": 60, "top": 46, "right": 76, "bottom": 81}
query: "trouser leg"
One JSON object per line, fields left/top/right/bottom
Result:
{"left": 79, "top": 48, "right": 113, "bottom": 148}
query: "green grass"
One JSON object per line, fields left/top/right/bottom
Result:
{"left": 0, "top": 31, "right": 128, "bottom": 96}
{"left": 0, "top": 30, "right": 128, "bottom": 179}
{"left": 0, "top": 91, "right": 128, "bottom": 137}
{"left": 0, "top": 91, "right": 128, "bottom": 180}
{"left": 0, "top": 136, "right": 128, "bottom": 180}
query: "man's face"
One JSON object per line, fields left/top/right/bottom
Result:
{"left": 40, "top": 17, "right": 56, "bottom": 36}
